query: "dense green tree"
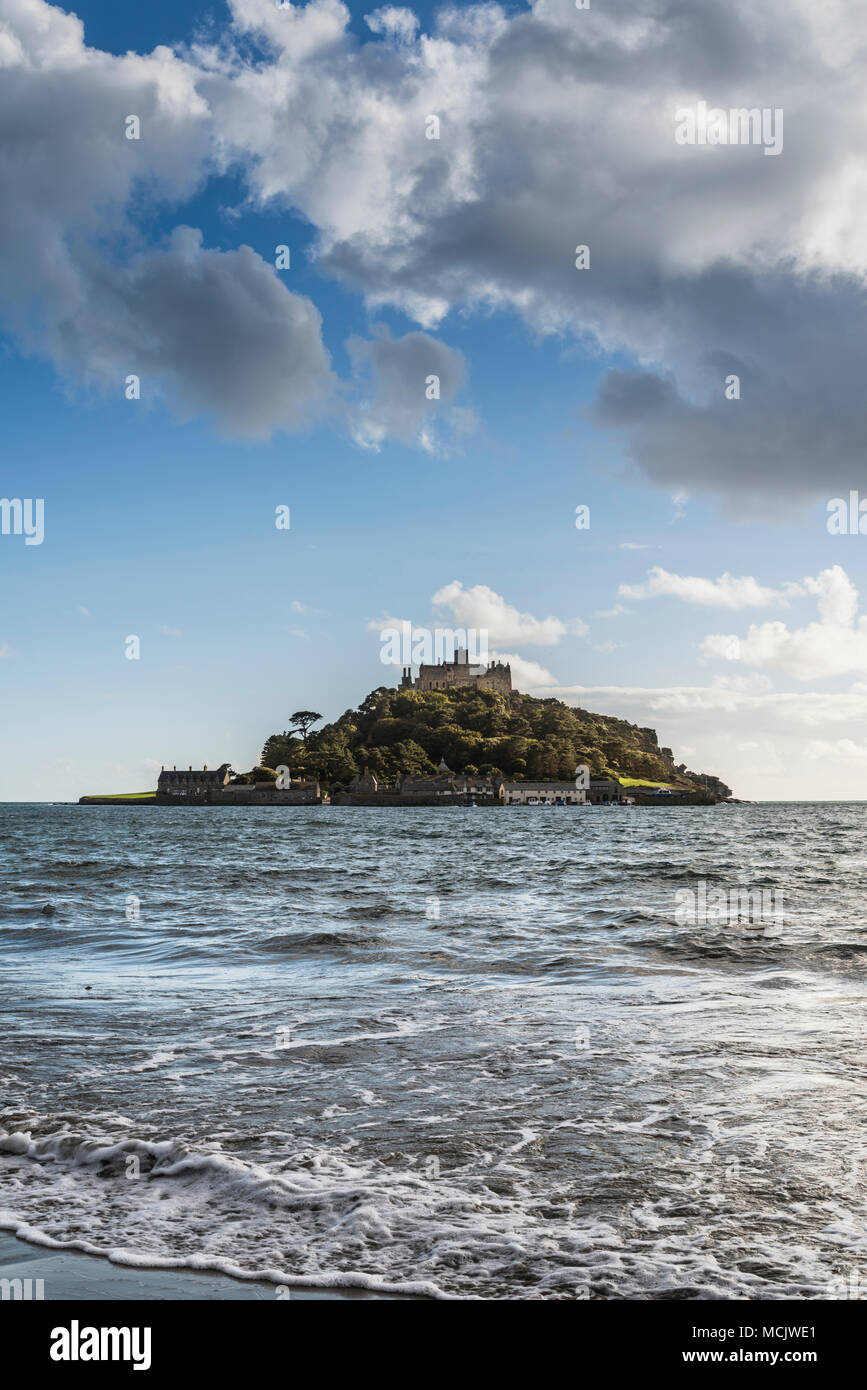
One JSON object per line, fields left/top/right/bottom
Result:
{"left": 248, "top": 683, "right": 705, "bottom": 790}
{"left": 260, "top": 732, "right": 305, "bottom": 767}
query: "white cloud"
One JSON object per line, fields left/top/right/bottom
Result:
{"left": 711, "top": 673, "right": 774, "bottom": 693}
{"left": 0, "top": 2, "right": 469, "bottom": 449}
{"left": 367, "top": 585, "right": 575, "bottom": 687}
{"left": 366, "top": 615, "right": 408, "bottom": 634}
{"left": 804, "top": 738, "right": 867, "bottom": 762}
{"left": 491, "top": 651, "right": 560, "bottom": 690}
{"left": 432, "top": 581, "right": 575, "bottom": 646}
{"left": 620, "top": 566, "right": 802, "bottom": 609}
{"left": 206, "top": 0, "right": 867, "bottom": 504}
{"left": 535, "top": 679, "right": 867, "bottom": 728}
{"left": 365, "top": 6, "right": 419, "bottom": 45}
{"left": 528, "top": 676, "right": 867, "bottom": 799}
{"left": 702, "top": 566, "right": 867, "bottom": 680}
{"left": 7, "top": 0, "right": 867, "bottom": 490}
{"left": 347, "top": 327, "right": 469, "bottom": 453}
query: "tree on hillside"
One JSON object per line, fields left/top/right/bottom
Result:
{"left": 307, "top": 735, "right": 359, "bottom": 783}
{"left": 242, "top": 685, "right": 717, "bottom": 791}
{"left": 260, "top": 732, "right": 305, "bottom": 768}
{"left": 289, "top": 710, "right": 322, "bottom": 746}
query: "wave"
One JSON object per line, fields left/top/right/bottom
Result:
{"left": 255, "top": 930, "right": 386, "bottom": 956}
{"left": 0, "top": 1217, "right": 440, "bottom": 1299}
{"left": 0, "top": 1127, "right": 447, "bottom": 1297}
{"left": 0, "top": 1121, "right": 855, "bottom": 1301}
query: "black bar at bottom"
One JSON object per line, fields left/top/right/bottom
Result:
{"left": 4, "top": 1297, "right": 860, "bottom": 1376}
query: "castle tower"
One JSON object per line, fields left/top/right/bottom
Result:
{"left": 403, "top": 653, "right": 512, "bottom": 695}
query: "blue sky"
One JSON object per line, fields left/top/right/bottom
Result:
{"left": 2, "top": 0, "right": 867, "bottom": 800}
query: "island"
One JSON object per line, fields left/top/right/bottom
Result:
{"left": 79, "top": 651, "right": 731, "bottom": 807}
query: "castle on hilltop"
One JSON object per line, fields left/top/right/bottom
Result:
{"left": 400, "top": 646, "right": 512, "bottom": 695}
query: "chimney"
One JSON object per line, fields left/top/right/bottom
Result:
{"left": 189, "top": 766, "right": 192, "bottom": 772}
{"left": 204, "top": 764, "right": 208, "bottom": 771}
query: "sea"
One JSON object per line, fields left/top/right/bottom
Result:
{"left": 1, "top": 802, "right": 865, "bottom": 1300}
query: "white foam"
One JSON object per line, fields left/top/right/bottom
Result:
{"left": 3, "top": 1116, "right": 858, "bottom": 1300}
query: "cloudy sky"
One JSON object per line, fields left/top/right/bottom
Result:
{"left": 2, "top": 0, "right": 866, "bottom": 800}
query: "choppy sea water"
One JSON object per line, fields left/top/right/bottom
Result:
{"left": 1, "top": 802, "right": 865, "bottom": 1300}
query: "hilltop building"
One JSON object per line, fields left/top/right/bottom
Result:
{"left": 401, "top": 647, "right": 512, "bottom": 695}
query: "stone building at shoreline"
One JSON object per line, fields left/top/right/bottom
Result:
{"left": 156, "top": 763, "right": 232, "bottom": 800}
{"left": 156, "top": 764, "right": 322, "bottom": 804}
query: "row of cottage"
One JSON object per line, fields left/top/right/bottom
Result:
{"left": 155, "top": 762, "right": 717, "bottom": 806}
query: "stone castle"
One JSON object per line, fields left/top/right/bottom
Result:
{"left": 400, "top": 647, "right": 512, "bottom": 695}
